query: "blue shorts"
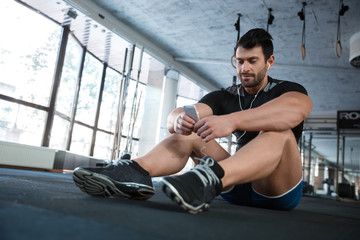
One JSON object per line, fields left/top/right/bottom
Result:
{"left": 220, "top": 180, "right": 303, "bottom": 211}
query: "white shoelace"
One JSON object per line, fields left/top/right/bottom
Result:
{"left": 191, "top": 157, "right": 220, "bottom": 186}
{"left": 113, "top": 159, "right": 132, "bottom": 166}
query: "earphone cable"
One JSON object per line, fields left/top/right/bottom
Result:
{"left": 236, "top": 79, "right": 268, "bottom": 142}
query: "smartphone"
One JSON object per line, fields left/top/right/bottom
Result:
{"left": 183, "top": 105, "right": 200, "bottom": 122}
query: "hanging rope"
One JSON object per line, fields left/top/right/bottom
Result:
{"left": 234, "top": 13, "right": 242, "bottom": 42}
{"left": 116, "top": 45, "right": 135, "bottom": 159}
{"left": 125, "top": 47, "right": 144, "bottom": 155}
{"left": 266, "top": 8, "right": 274, "bottom": 33}
{"left": 298, "top": 2, "right": 307, "bottom": 60}
{"left": 111, "top": 48, "right": 128, "bottom": 161}
{"left": 231, "top": 13, "right": 242, "bottom": 69}
{"left": 335, "top": 0, "right": 349, "bottom": 57}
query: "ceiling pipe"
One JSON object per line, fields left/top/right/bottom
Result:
{"left": 174, "top": 57, "right": 360, "bottom": 73}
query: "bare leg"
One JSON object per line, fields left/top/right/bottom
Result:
{"left": 135, "top": 133, "right": 230, "bottom": 177}
{"left": 219, "top": 129, "right": 302, "bottom": 196}
{"left": 135, "top": 129, "right": 301, "bottom": 197}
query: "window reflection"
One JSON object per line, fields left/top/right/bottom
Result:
{"left": 0, "top": 100, "right": 46, "bottom": 146}
{"left": 93, "top": 131, "right": 113, "bottom": 160}
{"left": 75, "top": 53, "right": 103, "bottom": 125}
{"left": 50, "top": 115, "right": 70, "bottom": 150}
{"left": 97, "top": 67, "right": 122, "bottom": 132}
{"left": 0, "top": 0, "right": 61, "bottom": 106}
{"left": 55, "top": 35, "right": 83, "bottom": 116}
{"left": 70, "top": 123, "right": 93, "bottom": 156}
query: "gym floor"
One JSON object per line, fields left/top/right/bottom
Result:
{"left": 1, "top": 167, "right": 359, "bottom": 240}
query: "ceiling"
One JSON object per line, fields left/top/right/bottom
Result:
{"left": 87, "top": 0, "right": 360, "bottom": 116}
{"left": 19, "top": 0, "right": 360, "bottom": 172}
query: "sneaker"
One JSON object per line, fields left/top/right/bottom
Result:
{"left": 161, "top": 156, "right": 224, "bottom": 214}
{"left": 73, "top": 158, "right": 155, "bottom": 200}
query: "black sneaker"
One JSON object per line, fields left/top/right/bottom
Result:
{"left": 161, "top": 156, "right": 224, "bottom": 214}
{"left": 73, "top": 158, "right": 155, "bottom": 200}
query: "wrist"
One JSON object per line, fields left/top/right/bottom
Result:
{"left": 228, "top": 112, "right": 240, "bottom": 130}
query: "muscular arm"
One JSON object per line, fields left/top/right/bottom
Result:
{"left": 195, "top": 92, "right": 312, "bottom": 142}
{"left": 231, "top": 92, "right": 312, "bottom": 131}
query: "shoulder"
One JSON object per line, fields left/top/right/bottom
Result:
{"left": 224, "top": 85, "right": 239, "bottom": 95}
{"left": 265, "top": 77, "right": 307, "bottom": 95}
{"left": 201, "top": 86, "right": 237, "bottom": 100}
{"left": 198, "top": 87, "right": 237, "bottom": 115}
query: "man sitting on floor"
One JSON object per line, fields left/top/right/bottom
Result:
{"left": 73, "top": 28, "right": 313, "bottom": 214}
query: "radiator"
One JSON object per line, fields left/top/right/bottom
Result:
{"left": 0, "top": 141, "right": 105, "bottom": 170}
{"left": 0, "top": 141, "right": 57, "bottom": 169}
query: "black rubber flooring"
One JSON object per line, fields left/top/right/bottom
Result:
{"left": 1, "top": 168, "right": 359, "bottom": 240}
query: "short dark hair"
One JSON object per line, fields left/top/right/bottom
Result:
{"left": 234, "top": 28, "right": 273, "bottom": 61}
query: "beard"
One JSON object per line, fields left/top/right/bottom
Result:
{"left": 238, "top": 64, "right": 267, "bottom": 88}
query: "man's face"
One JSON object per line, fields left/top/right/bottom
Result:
{"left": 235, "top": 46, "right": 268, "bottom": 89}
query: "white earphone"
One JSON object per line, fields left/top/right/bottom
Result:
{"left": 267, "top": 63, "right": 270, "bottom": 70}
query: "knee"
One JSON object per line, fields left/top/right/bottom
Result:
{"left": 164, "top": 132, "right": 202, "bottom": 149}
{"left": 167, "top": 132, "right": 199, "bottom": 142}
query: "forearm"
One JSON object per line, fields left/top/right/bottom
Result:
{"left": 229, "top": 92, "right": 312, "bottom": 132}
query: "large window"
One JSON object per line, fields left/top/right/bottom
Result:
{"left": 0, "top": 0, "right": 61, "bottom": 146}
{"left": 0, "top": 1, "right": 150, "bottom": 160}
{"left": 1, "top": 1, "right": 207, "bottom": 162}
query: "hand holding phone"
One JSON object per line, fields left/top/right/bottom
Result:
{"left": 183, "top": 105, "right": 199, "bottom": 122}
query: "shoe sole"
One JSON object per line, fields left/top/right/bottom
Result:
{"left": 73, "top": 168, "right": 155, "bottom": 200}
{"left": 161, "top": 179, "right": 209, "bottom": 214}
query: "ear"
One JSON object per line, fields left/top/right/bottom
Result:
{"left": 267, "top": 55, "right": 275, "bottom": 70}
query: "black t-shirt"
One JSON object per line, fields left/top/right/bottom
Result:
{"left": 198, "top": 77, "right": 308, "bottom": 149}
